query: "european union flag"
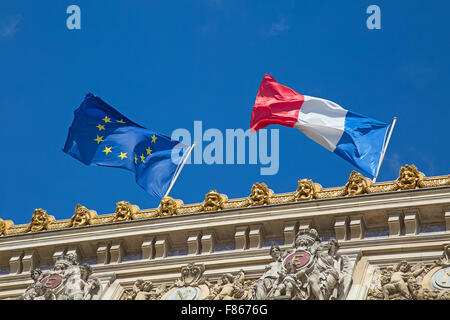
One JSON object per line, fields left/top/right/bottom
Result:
{"left": 63, "top": 93, "right": 187, "bottom": 198}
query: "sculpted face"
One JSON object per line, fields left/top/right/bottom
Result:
{"left": 345, "top": 171, "right": 366, "bottom": 196}
{"left": 159, "top": 197, "right": 178, "bottom": 216}
{"left": 29, "top": 209, "right": 48, "bottom": 232}
{"left": 398, "top": 261, "right": 410, "bottom": 272}
{"left": 295, "top": 179, "right": 315, "bottom": 201}
{"left": 269, "top": 246, "right": 281, "bottom": 259}
{"left": 397, "top": 165, "right": 420, "bottom": 189}
{"left": 71, "top": 205, "right": 92, "bottom": 227}
{"left": 114, "top": 201, "right": 135, "bottom": 222}
{"left": 249, "top": 183, "right": 270, "bottom": 206}
{"left": 295, "top": 236, "right": 313, "bottom": 248}
{"left": 202, "top": 190, "right": 224, "bottom": 211}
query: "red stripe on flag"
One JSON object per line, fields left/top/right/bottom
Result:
{"left": 250, "top": 74, "right": 304, "bottom": 132}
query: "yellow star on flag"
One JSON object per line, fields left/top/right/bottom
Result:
{"left": 140, "top": 154, "right": 146, "bottom": 163}
{"left": 96, "top": 124, "right": 105, "bottom": 131}
{"left": 102, "top": 146, "right": 112, "bottom": 155}
{"left": 151, "top": 134, "right": 157, "bottom": 143}
{"left": 134, "top": 155, "right": 138, "bottom": 164}
{"left": 118, "top": 152, "right": 127, "bottom": 160}
{"left": 146, "top": 147, "right": 152, "bottom": 155}
{"left": 116, "top": 119, "right": 126, "bottom": 124}
{"left": 94, "top": 135, "right": 104, "bottom": 144}
{"left": 102, "top": 116, "right": 111, "bottom": 123}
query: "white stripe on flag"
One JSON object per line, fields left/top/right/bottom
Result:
{"left": 294, "top": 95, "right": 348, "bottom": 152}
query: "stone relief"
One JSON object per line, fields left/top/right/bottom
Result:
{"left": 121, "top": 228, "right": 354, "bottom": 301}
{"left": 367, "top": 245, "right": 450, "bottom": 300}
{"left": 18, "top": 252, "right": 102, "bottom": 300}
{"left": 253, "top": 227, "right": 353, "bottom": 300}
{"left": 205, "top": 270, "right": 253, "bottom": 300}
{"left": 121, "top": 263, "right": 252, "bottom": 301}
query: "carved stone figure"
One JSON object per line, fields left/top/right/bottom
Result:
{"left": 200, "top": 190, "right": 227, "bottom": 212}
{"left": 157, "top": 196, "right": 183, "bottom": 217}
{"left": 27, "top": 208, "right": 53, "bottom": 232}
{"left": 69, "top": 204, "right": 95, "bottom": 227}
{"left": 435, "top": 244, "right": 450, "bottom": 267}
{"left": 248, "top": 183, "right": 272, "bottom": 206}
{"left": 17, "top": 252, "right": 102, "bottom": 300}
{"left": 366, "top": 257, "right": 450, "bottom": 300}
{"left": 253, "top": 228, "right": 353, "bottom": 300}
{"left": 253, "top": 245, "right": 284, "bottom": 299}
{"left": 294, "top": 179, "right": 320, "bottom": 201}
{"left": 344, "top": 171, "right": 370, "bottom": 196}
{"left": 205, "top": 270, "right": 251, "bottom": 300}
{"left": 121, "top": 280, "right": 167, "bottom": 300}
{"left": 381, "top": 261, "right": 425, "bottom": 299}
{"left": 394, "top": 164, "right": 424, "bottom": 190}
{"left": 113, "top": 201, "right": 138, "bottom": 222}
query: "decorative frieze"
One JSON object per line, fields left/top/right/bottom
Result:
{"left": 0, "top": 165, "right": 448, "bottom": 235}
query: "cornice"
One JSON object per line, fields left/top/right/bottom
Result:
{"left": 0, "top": 164, "right": 449, "bottom": 238}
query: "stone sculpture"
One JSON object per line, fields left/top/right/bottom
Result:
{"left": 18, "top": 252, "right": 102, "bottom": 300}
{"left": 367, "top": 245, "right": 450, "bottom": 300}
{"left": 253, "top": 227, "right": 353, "bottom": 300}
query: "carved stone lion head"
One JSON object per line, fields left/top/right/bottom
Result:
{"left": 344, "top": 171, "right": 370, "bottom": 196}
{"left": 158, "top": 196, "right": 183, "bottom": 217}
{"left": 70, "top": 204, "right": 95, "bottom": 227}
{"left": 395, "top": 164, "right": 424, "bottom": 190}
{"left": 201, "top": 190, "right": 227, "bottom": 212}
{"left": 294, "top": 179, "right": 321, "bottom": 201}
{"left": 113, "top": 201, "right": 139, "bottom": 222}
{"left": 28, "top": 208, "right": 53, "bottom": 232}
{"left": 249, "top": 183, "right": 272, "bottom": 206}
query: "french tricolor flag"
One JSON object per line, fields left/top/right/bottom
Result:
{"left": 250, "top": 74, "right": 395, "bottom": 180}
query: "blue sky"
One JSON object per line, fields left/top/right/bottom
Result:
{"left": 1, "top": 1, "right": 449, "bottom": 225}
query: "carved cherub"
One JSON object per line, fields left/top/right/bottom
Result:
{"left": 200, "top": 190, "right": 227, "bottom": 212}
{"left": 382, "top": 260, "right": 426, "bottom": 299}
{"left": 272, "top": 261, "right": 307, "bottom": 299}
{"left": 249, "top": 183, "right": 272, "bottom": 206}
{"left": 135, "top": 281, "right": 154, "bottom": 300}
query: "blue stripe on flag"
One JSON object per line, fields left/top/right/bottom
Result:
{"left": 333, "top": 111, "right": 390, "bottom": 178}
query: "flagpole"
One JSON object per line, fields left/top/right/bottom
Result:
{"left": 372, "top": 117, "right": 397, "bottom": 183}
{"left": 162, "top": 142, "right": 196, "bottom": 199}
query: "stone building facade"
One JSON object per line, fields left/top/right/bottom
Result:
{"left": 0, "top": 164, "right": 449, "bottom": 300}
